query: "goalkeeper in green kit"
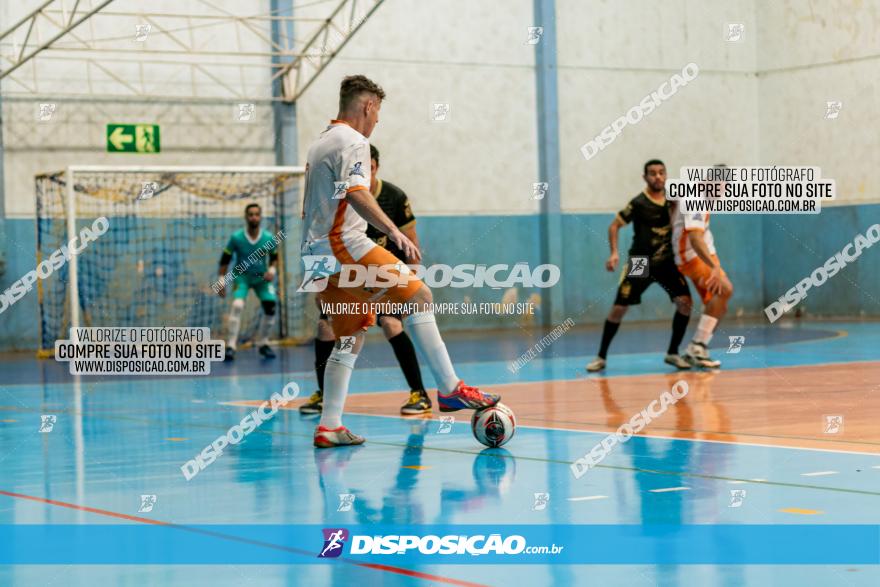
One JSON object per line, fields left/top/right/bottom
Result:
{"left": 216, "top": 203, "right": 279, "bottom": 361}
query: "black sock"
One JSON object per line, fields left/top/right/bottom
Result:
{"left": 314, "top": 338, "right": 335, "bottom": 392}
{"left": 388, "top": 332, "right": 426, "bottom": 392}
{"left": 598, "top": 320, "right": 621, "bottom": 359}
{"left": 668, "top": 311, "right": 690, "bottom": 355}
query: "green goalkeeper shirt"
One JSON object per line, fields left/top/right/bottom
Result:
{"left": 223, "top": 229, "right": 278, "bottom": 277}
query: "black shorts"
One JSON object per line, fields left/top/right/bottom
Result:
{"left": 613, "top": 257, "right": 690, "bottom": 306}
{"left": 321, "top": 312, "right": 402, "bottom": 322}
{"left": 376, "top": 313, "right": 402, "bottom": 322}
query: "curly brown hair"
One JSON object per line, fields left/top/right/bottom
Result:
{"left": 339, "top": 75, "right": 386, "bottom": 112}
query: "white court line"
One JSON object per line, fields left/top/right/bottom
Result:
{"left": 649, "top": 487, "right": 690, "bottom": 493}
{"left": 212, "top": 354, "right": 880, "bottom": 459}
{"left": 801, "top": 471, "right": 839, "bottom": 477}
{"left": 567, "top": 495, "right": 608, "bottom": 502}
{"left": 332, "top": 408, "right": 880, "bottom": 458}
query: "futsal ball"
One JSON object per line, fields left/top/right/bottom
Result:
{"left": 471, "top": 403, "right": 516, "bottom": 448}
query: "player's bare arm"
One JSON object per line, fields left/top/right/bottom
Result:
{"left": 401, "top": 223, "right": 420, "bottom": 264}
{"left": 606, "top": 216, "right": 625, "bottom": 272}
{"left": 346, "top": 189, "right": 421, "bottom": 262}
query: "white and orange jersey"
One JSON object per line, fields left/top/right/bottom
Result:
{"left": 300, "top": 120, "right": 375, "bottom": 263}
{"left": 672, "top": 205, "right": 716, "bottom": 266}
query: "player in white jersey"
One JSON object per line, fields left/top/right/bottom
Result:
{"left": 671, "top": 171, "right": 734, "bottom": 368}
{"left": 300, "top": 75, "right": 500, "bottom": 448}
{"left": 301, "top": 120, "right": 375, "bottom": 262}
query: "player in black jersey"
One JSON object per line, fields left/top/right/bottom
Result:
{"left": 301, "top": 144, "right": 433, "bottom": 415}
{"left": 363, "top": 157, "right": 417, "bottom": 263}
{"left": 586, "top": 160, "right": 694, "bottom": 372}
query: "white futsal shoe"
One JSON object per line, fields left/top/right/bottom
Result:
{"left": 664, "top": 354, "right": 692, "bottom": 370}
{"left": 313, "top": 425, "right": 366, "bottom": 449}
{"left": 586, "top": 357, "right": 606, "bottom": 372}
{"left": 684, "top": 342, "right": 721, "bottom": 369}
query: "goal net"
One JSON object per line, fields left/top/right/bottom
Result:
{"left": 35, "top": 166, "right": 306, "bottom": 354}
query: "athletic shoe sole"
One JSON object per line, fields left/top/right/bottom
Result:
{"left": 401, "top": 406, "right": 432, "bottom": 415}
{"left": 664, "top": 356, "right": 692, "bottom": 370}
{"left": 684, "top": 354, "right": 721, "bottom": 369}
{"left": 586, "top": 359, "right": 606, "bottom": 372}
{"left": 314, "top": 435, "right": 365, "bottom": 448}
{"left": 437, "top": 398, "right": 499, "bottom": 413}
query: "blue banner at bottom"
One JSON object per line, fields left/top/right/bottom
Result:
{"left": 1, "top": 524, "right": 878, "bottom": 565}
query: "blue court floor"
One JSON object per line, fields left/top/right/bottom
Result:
{"left": 1, "top": 319, "right": 879, "bottom": 586}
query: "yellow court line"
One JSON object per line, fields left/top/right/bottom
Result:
{"left": 779, "top": 508, "right": 824, "bottom": 515}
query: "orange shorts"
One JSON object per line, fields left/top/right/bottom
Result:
{"left": 678, "top": 254, "right": 726, "bottom": 303}
{"left": 317, "top": 246, "right": 423, "bottom": 337}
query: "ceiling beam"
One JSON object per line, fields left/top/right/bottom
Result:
{"left": 277, "top": 0, "right": 386, "bottom": 103}
{"left": 0, "top": 0, "right": 117, "bottom": 80}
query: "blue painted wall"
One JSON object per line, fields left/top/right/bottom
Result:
{"left": 0, "top": 218, "right": 41, "bottom": 350}
{"left": 1, "top": 204, "right": 877, "bottom": 350}
{"left": 762, "top": 204, "right": 880, "bottom": 319}
{"left": 415, "top": 214, "right": 542, "bottom": 330}
{"left": 558, "top": 212, "right": 765, "bottom": 325}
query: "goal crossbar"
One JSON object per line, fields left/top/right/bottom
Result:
{"left": 37, "top": 165, "right": 306, "bottom": 352}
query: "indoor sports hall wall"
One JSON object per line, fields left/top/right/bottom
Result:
{"left": 754, "top": 1, "right": 880, "bottom": 317}
{"left": 294, "top": 0, "right": 879, "bottom": 328}
{"left": 0, "top": 1, "right": 278, "bottom": 350}
{"left": 1, "top": 0, "right": 879, "bottom": 351}
{"left": 294, "top": 0, "right": 539, "bottom": 217}
{"left": 0, "top": 101, "right": 278, "bottom": 350}
{"left": 293, "top": 0, "right": 541, "bottom": 330}
{"left": 554, "top": 0, "right": 761, "bottom": 323}
{"left": 297, "top": 0, "right": 768, "bottom": 326}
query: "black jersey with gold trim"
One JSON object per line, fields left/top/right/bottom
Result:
{"left": 616, "top": 190, "right": 673, "bottom": 262}
{"left": 365, "top": 179, "right": 416, "bottom": 260}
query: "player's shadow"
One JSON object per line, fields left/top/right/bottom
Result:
{"left": 312, "top": 419, "right": 517, "bottom": 525}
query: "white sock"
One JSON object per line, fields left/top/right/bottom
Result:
{"left": 693, "top": 314, "right": 718, "bottom": 345}
{"left": 403, "top": 312, "right": 459, "bottom": 395}
{"left": 257, "top": 313, "right": 276, "bottom": 346}
{"left": 227, "top": 299, "right": 244, "bottom": 350}
{"left": 319, "top": 350, "right": 358, "bottom": 429}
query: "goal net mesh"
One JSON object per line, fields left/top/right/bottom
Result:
{"left": 34, "top": 168, "right": 305, "bottom": 353}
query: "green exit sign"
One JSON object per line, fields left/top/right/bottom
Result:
{"left": 107, "top": 124, "right": 160, "bottom": 153}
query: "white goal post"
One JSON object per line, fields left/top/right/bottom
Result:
{"left": 36, "top": 165, "right": 307, "bottom": 353}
